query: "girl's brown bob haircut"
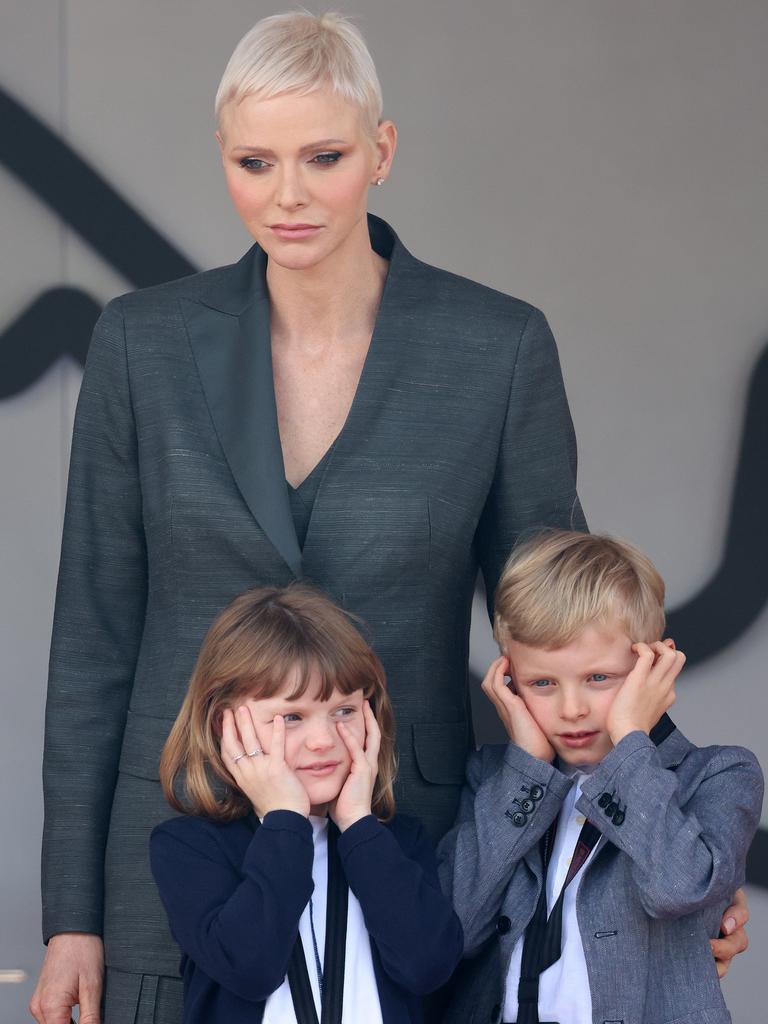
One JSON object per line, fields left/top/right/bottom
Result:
{"left": 493, "top": 529, "right": 666, "bottom": 649}
{"left": 161, "top": 583, "right": 397, "bottom": 822}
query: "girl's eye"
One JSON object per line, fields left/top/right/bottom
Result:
{"left": 281, "top": 713, "right": 301, "bottom": 723}
{"left": 334, "top": 706, "right": 356, "bottom": 717}
{"left": 239, "top": 157, "right": 269, "bottom": 172}
{"left": 311, "top": 151, "right": 342, "bottom": 165}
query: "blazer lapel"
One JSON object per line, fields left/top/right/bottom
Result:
{"left": 180, "top": 247, "right": 302, "bottom": 579}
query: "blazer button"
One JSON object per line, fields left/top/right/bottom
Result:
{"left": 612, "top": 809, "right": 625, "bottom": 826}
{"left": 497, "top": 915, "right": 512, "bottom": 935}
{"left": 511, "top": 810, "right": 528, "bottom": 827}
{"left": 519, "top": 798, "right": 535, "bottom": 814}
{"left": 598, "top": 792, "right": 612, "bottom": 809}
{"left": 606, "top": 801, "right": 618, "bottom": 816}
{"left": 528, "top": 784, "right": 544, "bottom": 801}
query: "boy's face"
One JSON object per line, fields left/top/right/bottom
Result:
{"left": 504, "top": 623, "right": 639, "bottom": 767}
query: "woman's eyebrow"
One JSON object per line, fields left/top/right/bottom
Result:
{"left": 230, "top": 138, "right": 349, "bottom": 156}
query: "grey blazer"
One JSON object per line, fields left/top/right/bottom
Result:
{"left": 438, "top": 723, "right": 763, "bottom": 1024}
{"left": 41, "top": 215, "right": 584, "bottom": 991}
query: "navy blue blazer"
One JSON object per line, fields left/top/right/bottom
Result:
{"left": 150, "top": 810, "right": 463, "bottom": 1024}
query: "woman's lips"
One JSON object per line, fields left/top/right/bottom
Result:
{"left": 558, "top": 731, "right": 600, "bottom": 748}
{"left": 270, "top": 224, "right": 323, "bottom": 240}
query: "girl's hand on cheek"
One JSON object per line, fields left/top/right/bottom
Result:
{"left": 482, "top": 656, "right": 554, "bottom": 763}
{"left": 329, "top": 700, "right": 380, "bottom": 832}
{"left": 221, "top": 707, "right": 310, "bottom": 818}
{"left": 607, "top": 641, "right": 685, "bottom": 745}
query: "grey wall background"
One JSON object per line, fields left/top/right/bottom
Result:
{"left": 1, "top": 1, "right": 766, "bottom": 1020}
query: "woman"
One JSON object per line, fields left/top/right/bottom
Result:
{"left": 30, "top": 12, "right": 749, "bottom": 1024}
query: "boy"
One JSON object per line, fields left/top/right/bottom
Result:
{"left": 439, "top": 530, "right": 763, "bottom": 1024}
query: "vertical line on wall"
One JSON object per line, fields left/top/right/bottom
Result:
{"left": 58, "top": 0, "right": 69, "bottom": 525}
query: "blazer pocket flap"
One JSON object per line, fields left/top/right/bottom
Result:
{"left": 118, "top": 709, "right": 174, "bottom": 781}
{"left": 412, "top": 721, "right": 470, "bottom": 785}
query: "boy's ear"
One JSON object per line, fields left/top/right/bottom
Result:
{"left": 662, "top": 638, "right": 676, "bottom": 650}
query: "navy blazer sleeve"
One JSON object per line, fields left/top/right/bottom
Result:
{"left": 150, "top": 811, "right": 463, "bottom": 1003}
{"left": 474, "top": 307, "right": 586, "bottom": 609}
{"left": 42, "top": 298, "right": 147, "bottom": 940}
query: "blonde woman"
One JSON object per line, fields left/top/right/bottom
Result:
{"left": 32, "top": 11, "right": 748, "bottom": 1024}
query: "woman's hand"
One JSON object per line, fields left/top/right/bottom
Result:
{"left": 482, "top": 656, "right": 554, "bottom": 763}
{"left": 29, "top": 932, "right": 104, "bottom": 1024}
{"left": 329, "top": 700, "right": 381, "bottom": 831}
{"left": 712, "top": 888, "right": 750, "bottom": 978}
{"left": 607, "top": 641, "right": 685, "bottom": 745}
{"left": 221, "top": 706, "right": 310, "bottom": 818}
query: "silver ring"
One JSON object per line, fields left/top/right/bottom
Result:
{"left": 232, "top": 752, "right": 246, "bottom": 764}
{"left": 247, "top": 748, "right": 262, "bottom": 757}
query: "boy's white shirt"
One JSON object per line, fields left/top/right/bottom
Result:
{"left": 503, "top": 769, "right": 601, "bottom": 1024}
{"left": 262, "top": 814, "right": 384, "bottom": 1024}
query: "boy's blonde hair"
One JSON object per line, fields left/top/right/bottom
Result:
{"left": 161, "top": 583, "right": 397, "bottom": 822}
{"left": 215, "top": 11, "right": 383, "bottom": 137}
{"left": 493, "top": 530, "right": 666, "bottom": 649}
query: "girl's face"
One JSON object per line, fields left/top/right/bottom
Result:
{"left": 241, "top": 672, "right": 367, "bottom": 813}
{"left": 216, "top": 87, "right": 395, "bottom": 273}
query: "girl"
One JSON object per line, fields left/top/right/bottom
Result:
{"left": 149, "top": 583, "right": 463, "bottom": 1024}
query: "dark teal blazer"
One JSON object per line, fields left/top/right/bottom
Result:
{"left": 42, "top": 216, "right": 584, "bottom": 991}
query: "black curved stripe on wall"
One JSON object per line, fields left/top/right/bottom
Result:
{"left": 0, "top": 87, "right": 197, "bottom": 288}
{"left": 0, "top": 86, "right": 765, "bottom": 888}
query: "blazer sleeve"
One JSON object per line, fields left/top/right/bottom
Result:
{"left": 150, "top": 812, "right": 314, "bottom": 1002}
{"left": 437, "top": 744, "right": 571, "bottom": 955}
{"left": 577, "top": 732, "right": 764, "bottom": 918}
{"left": 337, "top": 814, "right": 464, "bottom": 995}
{"left": 41, "top": 297, "right": 147, "bottom": 941}
{"left": 474, "top": 307, "right": 586, "bottom": 610}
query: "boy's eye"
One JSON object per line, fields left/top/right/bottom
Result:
{"left": 589, "top": 674, "right": 609, "bottom": 683}
{"left": 311, "top": 151, "right": 342, "bottom": 165}
{"left": 531, "top": 679, "right": 553, "bottom": 688}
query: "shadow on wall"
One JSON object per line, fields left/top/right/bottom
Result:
{"left": 2, "top": 86, "right": 766, "bottom": 887}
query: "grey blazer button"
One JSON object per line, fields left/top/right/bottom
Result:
{"left": 598, "top": 792, "right": 612, "bottom": 809}
{"left": 511, "top": 810, "right": 528, "bottom": 827}
{"left": 606, "top": 801, "right": 618, "bottom": 816}
{"left": 612, "top": 809, "right": 625, "bottom": 826}
{"left": 496, "top": 915, "right": 512, "bottom": 935}
{"left": 528, "top": 784, "right": 544, "bottom": 801}
{"left": 519, "top": 797, "right": 535, "bottom": 814}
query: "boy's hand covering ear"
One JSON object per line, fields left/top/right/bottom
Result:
{"left": 607, "top": 641, "right": 685, "bottom": 745}
{"left": 482, "top": 656, "right": 555, "bottom": 763}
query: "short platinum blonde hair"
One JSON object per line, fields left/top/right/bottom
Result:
{"left": 215, "top": 11, "right": 383, "bottom": 137}
{"left": 493, "top": 530, "right": 666, "bottom": 650}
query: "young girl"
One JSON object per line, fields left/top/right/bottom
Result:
{"left": 150, "top": 583, "right": 462, "bottom": 1024}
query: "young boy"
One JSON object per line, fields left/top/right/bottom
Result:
{"left": 439, "top": 530, "right": 763, "bottom": 1024}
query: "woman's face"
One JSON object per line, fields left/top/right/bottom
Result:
{"left": 217, "top": 88, "right": 395, "bottom": 272}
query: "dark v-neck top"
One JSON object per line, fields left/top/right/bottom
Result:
{"left": 286, "top": 443, "right": 335, "bottom": 550}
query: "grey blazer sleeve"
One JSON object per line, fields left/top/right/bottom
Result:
{"left": 437, "top": 743, "right": 571, "bottom": 955}
{"left": 474, "top": 307, "right": 586, "bottom": 607}
{"left": 41, "top": 298, "right": 147, "bottom": 941}
{"left": 578, "top": 731, "right": 764, "bottom": 918}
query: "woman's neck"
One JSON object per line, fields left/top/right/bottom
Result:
{"left": 266, "top": 223, "right": 388, "bottom": 347}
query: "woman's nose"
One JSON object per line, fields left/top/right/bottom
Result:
{"left": 274, "top": 165, "right": 309, "bottom": 210}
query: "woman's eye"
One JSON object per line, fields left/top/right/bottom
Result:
{"left": 311, "top": 151, "right": 342, "bottom": 165}
{"left": 240, "top": 157, "right": 269, "bottom": 171}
